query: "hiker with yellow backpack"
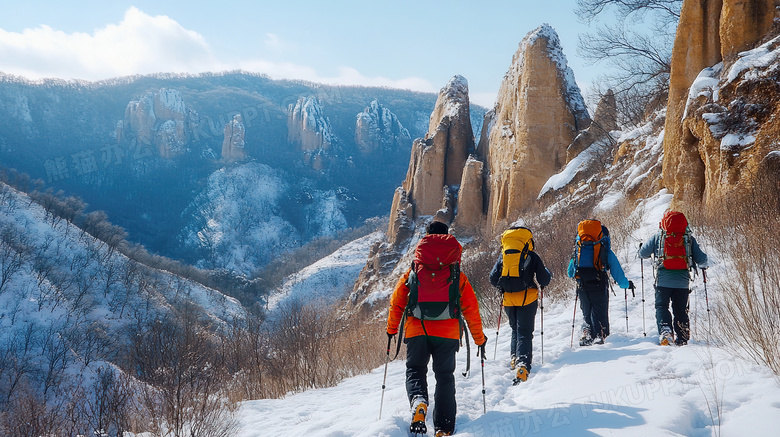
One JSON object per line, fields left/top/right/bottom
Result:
{"left": 489, "top": 226, "right": 551, "bottom": 384}
{"left": 568, "top": 219, "right": 634, "bottom": 346}
{"left": 638, "top": 211, "right": 708, "bottom": 346}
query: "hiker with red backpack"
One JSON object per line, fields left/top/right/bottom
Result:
{"left": 568, "top": 219, "right": 634, "bottom": 346}
{"left": 386, "top": 221, "right": 486, "bottom": 437}
{"left": 638, "top": 211, "right": 708, "bottom": 346}
{"left": 489, "top": 226, "right": 551, "bottom": 384}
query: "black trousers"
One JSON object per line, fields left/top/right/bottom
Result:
{"left": 655, "top": 286, "right": 690, "bottom": 342}
{"left": 405, "top": 335, "right": 459, "bottom": 433}
{"left": 505, "top": 301, "right": 538, "bottom": 370}
{"left": 578, "top": 286, "right": 610, "bottom": 338}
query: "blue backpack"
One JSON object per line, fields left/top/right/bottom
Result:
{"left": 573, "top": 220, "right": 609, "bottom": 288}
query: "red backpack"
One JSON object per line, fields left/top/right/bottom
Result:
{"left": 406, "top": 234, "right": 462, "bottom": 321}
{"left": 659, "top": 211, "right": 691, "bottom": 270}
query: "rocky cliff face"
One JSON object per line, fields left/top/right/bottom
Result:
{"left": 222, "top": 114, "right": 246, "bottom": 163}
{"left": 483, "top": 24, "right": 591, "bottom": 232}
{"left": 355, "top": 100, "right": 411, "bottom": 154}
{"left": 288, "top": 96, "right": 335, "bottom": 170}
{"left": 451, "top": 156, "right": 485, "bottom": 233}
{"left": 663, "top": 0, "right": 776, "bottom": 205}
{"left": 567, "top": 90, "right": 617, "bottom": 162}
{"left": 386, "top": 75, "right": 475, "bottom": 246}
{"left": 676, "top": 38, "right": 780, "bottom": 206}
{"left": 123, "top": 88, "right": 195, "bottom": 159}
{"left": 385, "top": 25, "right": 593, "bottom": 244}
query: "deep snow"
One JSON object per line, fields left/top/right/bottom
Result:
{"left": 236, "top": 192, "right": 780, "bottom": 436}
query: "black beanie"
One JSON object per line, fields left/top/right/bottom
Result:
{"left": 426, "top": 221, "right": 449, "bottom": 235}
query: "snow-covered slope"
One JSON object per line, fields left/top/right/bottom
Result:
{"left": 181, "top": 162, "right": 300, "bottom": 273}
{"left": 0, "top": 182, "right": 244, "bottom": 407}
{"left": 236, "top": 191, "right": 780, "bottom": 436}
{"left": 181, "top": 162, "right": 350, "bottom": 274}
{"left": 266, "top": 231, "right": 384, "bottom": 312}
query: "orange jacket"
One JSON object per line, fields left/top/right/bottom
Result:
{"left": 386, "top": 269, "right": 486, "bottom": 345}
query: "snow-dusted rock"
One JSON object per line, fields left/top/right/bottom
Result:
{"left": 567, "top": 90, "right": 617, "bottom": 163}
{"left": 663, "top": 0, "right": 775, "bottom": 206}
{"left": 483, "top": 24, "right": 591, "bottom": 232}
{"left": 123, "top": 88, "right": 195, "bottom": 159}
{"left": 401, "top": 75, "right": 475, "bottom": 219}
{"left": 222, "top": 114, "right": 246, "bottom": 163}
{"left": 452, "top": 157, "right": 485, "bottom": 234}
{"left": 288, "top": 96, "right": 335, "bottom": 170}
{"left": 385, "top": 75, "right": 476, "bottom": 246}
{"left": 354, "top": 100, "right": 410, "bottom": 154}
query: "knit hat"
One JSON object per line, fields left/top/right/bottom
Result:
{"left": 426, "top": 221, "right": 449, "bottom": 235}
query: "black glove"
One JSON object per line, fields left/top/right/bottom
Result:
{"left": 386, "top": 332, "right": 396, "bottom": 348}
{"left": 476, "top": 337, "right": 487, "bottom": 359}
{"left": 627, "top": 280, "right": 636, "bottom": 297}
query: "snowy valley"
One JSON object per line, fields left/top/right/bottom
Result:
{"left": 2, "top": 0, "right": 780, "bottom": 436}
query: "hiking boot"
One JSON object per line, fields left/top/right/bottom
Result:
{"left": 513, "top": 366, "right": 529, "bottom": 385}
{"left": 510, "top": 355, "right": 518, "bottom": 370}
{"left": 594, "top": 336, "right": 605, "bottom": 345}
{"left": 410, "top": 398, "right": 427, "bottom": 434}
{"left": 659, "top": 330, "right": 674, "bottom": 346}
{"left": 435, "top": 431, "right": 453, "bottom": 436}
{"left": 675, "top": 338, "right": 688, "bottom": 346}
{"left": 579, "top": 327, "right": 593, "bottom": 346}
{"left": 579, "top": 334, "right": 593, "bottom": 346}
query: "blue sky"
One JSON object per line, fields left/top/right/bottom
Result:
{"left": 0, "top": 0, "right": 600, "bottom": 107}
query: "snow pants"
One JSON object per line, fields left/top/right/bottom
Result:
{"left": 505, "top": 300, "right": 538, "bottom": 370}
{"left": 405, "top": 335, "right": 459, "bottom": 434}
{"left": 578, "top": 286, "right": 610, "bottom": 339}
{"left": 655, "top": 286, "right": 690, "bottom": 342}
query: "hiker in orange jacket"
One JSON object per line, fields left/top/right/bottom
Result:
{"left": 386, "top": 221, "right": 486, "bottom": 436}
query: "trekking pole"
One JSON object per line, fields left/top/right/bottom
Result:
{"left": 539, "top": 287, "right": 544, "bottom": 365}
{"left": 493, "top": 301, "right": 503, "bottom": 361}
{"left": 692, "top": 284, "right": 697, "bottom": 337}
{"left": 624, "top": 287, "right": 629, "bottom": 333}
{"left": 639, "top": 243, "right": 646, "bottom": 337}
{"left": 480, "top": 349, "right": 487, "bottom": 414}
{"left": 703, "top": 268, "right": 711, "bottom": 340}
{"left": 379, "top": 334, "right": 392, "bottom": 420}
{"left": 540, "top": 287, "right": 544, "bottom": 365}
{"left": 570, "top": 291, "right": 579, "bottom": 349}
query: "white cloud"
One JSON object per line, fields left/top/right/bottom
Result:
{"left": 0, "top": 7, "right": 216, "bottom": 80}
{"left": 469, "top": 92, "right": 497, "bottom": 108}
{"left": 0, "top": 7, "right": 434, "bottom": 94}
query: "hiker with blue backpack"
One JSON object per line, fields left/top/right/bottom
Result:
{"left": 568, "top": 219, "right": 634, "bottom": 346}
{"left": 638, "top": 211, "right": 708, "bottom": 346}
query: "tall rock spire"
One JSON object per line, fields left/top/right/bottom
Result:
{"left": 387, "top": 75, "right": 475, "bottom": 245}
{"left": 483, "top": 24, "right": 590, "bottom": 232}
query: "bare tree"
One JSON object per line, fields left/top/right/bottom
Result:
{"left": 576, "top": 0, "right": 682, "bottom": 126}
{"left": 0, "top": 226, "right": 30, "bottom": 296}
{"left": 128, "top": 308, "right": 238, "bottom": 436}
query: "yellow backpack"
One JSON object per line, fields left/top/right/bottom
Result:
{"left": 499, "top": 227, "right": 534, "bottom": 292}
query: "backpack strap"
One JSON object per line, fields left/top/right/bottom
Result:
{"left": 392, "top": 312, "right": 406, "bottom": 360}
{"left": 599, "top": 238, "right": 608, "bottom": 270}
{"left": 405, "top": 263, "right": 418, "bottom": 317}
{"left": 460, "top": 315, "right": 471, "bottom": 377}
{"left": 449, "top": 263, "right": 461, "bottom": 318}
